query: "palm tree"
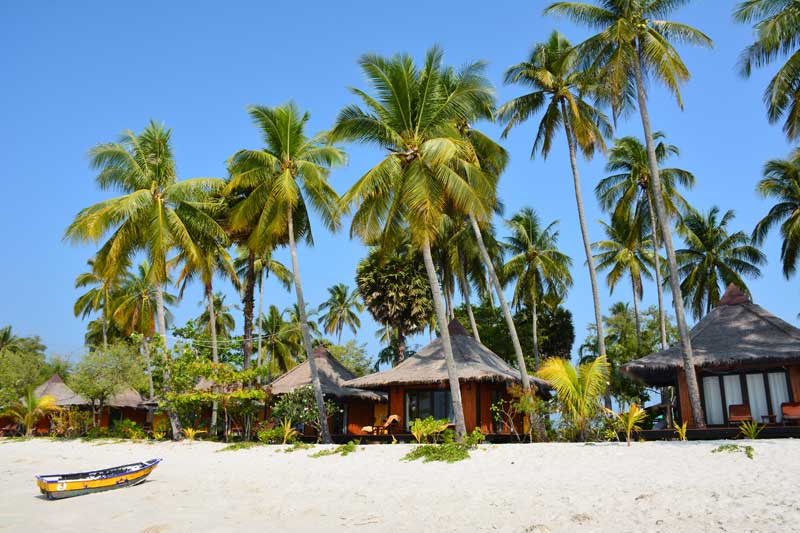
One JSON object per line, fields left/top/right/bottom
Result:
{"left": 73, "top": 258, "right": 125, "bottom": 349}
{"left": 64, "top": 121, "right": 227, "bottom": 438}
{"left": 319, "top": 283, "right": 364, "bottom": 343}
{"left": 545, "top": 0, "right": 712, "bottom": 427}
{"left": 334, "top": 47, "right": 492, "bottom": 439}
{"left": 3, "top": 390, "right": 59, "bottom": 437}
{"left": 753, "top": 147, "right": 800, "bottom": 278}
{"left": 227, "top": 102, "right": 345, "bottom": 444}
{"left": 592, "top": 215, "right": 654, "bottom": 352}
{"left": 498, "top": 30, "right": 612, "bottom": 375}
{"left": 196, "top": 293, "right": 236, "bottom": 340}
{"left": 595, "top": 133, "right": 695, "bottom": 349}
{"left": 676, "top": 207, "right": 766, "bottom": 319}
{"left": 537, "top": 355, "right": 609, "bottom": 441}
{"left": 735, "top": 0, "right": 800, "bottom": 140}
{"left": 260, "top": 305, "right": 303, "bottom": 377}
{"left": 503, "top": 207, "right": 573, "bottom": 369}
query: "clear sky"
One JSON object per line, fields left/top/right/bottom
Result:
{"left": 1, "top": 1, "right": 796, "bottom": 363}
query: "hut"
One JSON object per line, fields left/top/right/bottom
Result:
{"left": 622, "top": 285, "right": 800, "bottom": 427}
{"left": 267, "top": 346, "right": 386, "bottom": 436}
{"left": 100, "top": 387, "right": 149, "bottom": 428}
{"left": 344, "top": 320, "right": 551, "bottom": 435}
{"left": 27, "top": 375, "right": 88, "bottom": 434}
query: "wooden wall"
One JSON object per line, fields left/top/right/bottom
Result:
{"left": 346, "top": 399, "right": 375, "bottom": 435}
{"left": 789, "top": 365, "right": 800, "bottom": 402}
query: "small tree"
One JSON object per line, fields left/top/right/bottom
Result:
{"left": 3, "top": 389, "right": 59, "bottom": 437}
{"left": 271, "top": 385, "right": 341, "bottom": 439}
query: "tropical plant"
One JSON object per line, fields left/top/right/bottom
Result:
{"left": 409, "top": 417, "right": 451, "bottom": 444}
{"left": 675, "top": 207, "right": 766, "bottom": 319}
{"left": 616, "top": 403, "right": 647, "bottom": 446}
{"left": 259, "top": 305, "right": 303, "bottom": 377}
{"left": 592, "top": 214, "right": 654, "bottom": 352}
{"left": 753, "top": 147, "right": 800, "bottom": 278}
{"left": 739, "top": 419, "right": 765, "bottom": 440}
{"left": 182, "top": 427, "right": 206, "bottom": 441}
{"left": 537, "top": 355, "right": 610, "bottom": 441}
{"left": 271, "top": 385, "right": 341, "bottom": 440}
{"left": 279, "top": 418, "right": 299, "bottom": 445}
{"left": 3, "top": 390, "right": 59, "bottom": 437}
{"left": 318, "top": 283, "right": 364, "bottom": 343}
{"left": 545, "top": 0, "right": 713, "bottom": 427}
{"left": 334, "top": 47, "right": 491, "bottom": 438}
{"left": 595, "top": 133, "right": 695, "bottom": 349}
{"left": 673, "top": 420, "right": 688, "bottom": 441}
{"left": 227, "top": 103, "right": 345, "bottom": 443}
{"left": 498, "top": 30, "right": 612, "bottom": 375}
{"left": 356, "top": 245, "right": 433, "bottom": 362}
{"left": 503, "top": 207, "right": 573, "bottom": 369}
{"left": 735, "top": 0, "right": 800, "bottom": 140}
{"left": 73, "top": 258, "right": 126, "bottom": 349}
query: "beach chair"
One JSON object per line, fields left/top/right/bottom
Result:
{"left": 361, "top": 414, "right": 399, "bottom": 436}
{"left": 728, "top": 404, "right": 752, "bottom": 425}
{"left": 781, "top": 402, "right": 800, "bottom": 425}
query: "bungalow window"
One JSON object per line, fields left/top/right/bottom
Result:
{"left": 405, "top": 390, "right": 453, "bottom": 429}
{"left": 701, "top": 370, "right": 792, "bottom": 424}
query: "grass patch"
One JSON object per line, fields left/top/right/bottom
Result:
{"left": 711, "top": 443, "right": 755, "bottom": 460}
{"left": 217, "top": 441, "right": 261, "bottom": 452}
{"left": 402, "top": 443, "right": 471, "bottom": 463}
{"left": 309, "top": 440, "right": 360, "bottom": 458}
{"left": 282, "top": 442, "right": 314, "bottom": 453}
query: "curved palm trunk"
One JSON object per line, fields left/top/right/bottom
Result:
{"left": 421, "top": 238, "right": 467, "bottom": 440}
{"left": 468, "top": 213, "right": 532, "bottom": 390}
{"left": 154, "top": 284, "right": 183, "bottom": 440}
{"left": 647, "top": 194, "right": 669, "bottom": 350}
{"left": 457, "top": 261, "right": 481, "bottom": 343}
{"left": 559, "top": 102, "right": 607, "bottom": 360}
{"left": 631, "top": 276, "right": 642, "bottom": 354}
{"left": 206, "top": 284, "right": 220, "bottom": 434}
{"left": 256, "top": 272, "right": 266, "bottom": 385}
{"left": 531, "top": 294, "right": 540, "bottom": 370}
{"left": 634, "top": 42, "right": 705, "bottom": 428}
{"left": 242, "top": 252, "right": 256, "bottom": 370}
{"left": 287, "top": 206, "right": 331, "bottom": 444}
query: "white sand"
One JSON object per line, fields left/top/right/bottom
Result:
{"left": 1, "top": 438, "right": 798, "bottom": 532}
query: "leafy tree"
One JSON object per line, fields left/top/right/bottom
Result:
{"left": 499, "top": 30, "right": 612, "bottom": 370}
{"left": 735, "top": 0, "right": 800, "bottom": 140}
{"left": 676, "top": 207, "right": 766, "bottom": 319}
{"left": 327, "top": 341, "right": 374, "bottom": 377}
{"left": 503, "top": 207, "right": 573, "bottom": 369}
{"left": 69, "top": 343, "right": 146, "bottom": 427}
{"left": 319, "top": 283, "right": 364, "bottom": 343}
{"left": 356, "top": 245, "right": 433, "bottom": 361}
{"left": 753, "top": 147, "right": 800, "bottom": 278}
{"left": 595, "top": 133, "right": 695, "bottom": 349}
{"left": 546, "top": 0, "right": 713, "bottom": 427}
{"left": 2, "top": 390, "right": 59, "bottom": 437}
{"left": 271, "top": 385, "right": 341, "bottom": 438}
{"left": 335, "top": 47, "right": 491, "bottom": 439}
{"left": 0, "top": 326, "right": 48, "bottom": 407}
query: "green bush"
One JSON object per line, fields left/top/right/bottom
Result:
{"left": 310, "top": 440, "right": 360, "bottom": 458}
{"left": 409, "top": 417, "right": 450, "bottom": 443}
{"left": 711, "top": 443, "right": 755, "bottom": 460}
{"left": 402, "top": 443, "right": 470, "bottom": 463}
{"left": 114, "top": 419, "right": 146, "bottom": 440}
{"left": 257, "top": 427, "right": 284, "bottom": 444}
{"left": 50, "top": 408, "right": 92, "bottom": 438}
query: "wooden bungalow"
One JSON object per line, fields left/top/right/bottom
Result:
{"left": 267, "top": 346, "right": 387, "bottom": 436}
{"left": 622, "top": 285, "right": 800, "bottom": 428}
{"left": 344, "top": 320, "right": 551, "bottom": 435}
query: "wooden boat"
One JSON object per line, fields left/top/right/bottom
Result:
{"left": 36, "top": 458, "right": 161, "bottom": 500}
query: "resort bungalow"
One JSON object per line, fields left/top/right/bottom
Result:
{"left": 622, "top": 285, "right": 800, "bottom": 428}
{"left": 267, "top": 346, "right": 387, "bottom": 436}
{"left": 344, "top": 320, "right": 551, "bottom": 436}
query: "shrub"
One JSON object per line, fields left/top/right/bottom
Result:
{"left": 738, "top": 420, "right": 764, "bottom": 440}
{"left": 50, "top": 408, "right": 92, "bottom": 438}
{"left": 115, "top": 419, "right": 145, "bottom": 440}
{"left": 271, "top": 386, "right": 341, "bottom": 440}
{"left": 409, "top": 417, "right": 450, "bottom": 443}
{"left": 310, "top": 440, "right": 360, "bottom": 458}
{"left": 673, "top": 421, "right": 688, "bottom": 441}
{"left": 257, "top": 427, "right": 283, "bottom": 444}
{"left": 616, "top": 404, "right": 647, "bottom": 446}
{"left": 402, "top": 443, "right": 470, "bottom": 463}
{"left": 182, "top": 427, "right": 206, "bottom": 441}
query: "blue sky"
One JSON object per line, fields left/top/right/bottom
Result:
{"left": 1, "top": 1, "right": 796, "bottom": 363}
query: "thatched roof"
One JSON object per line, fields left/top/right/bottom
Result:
{"left": 622, "top": 285, "right": 800, "bottom": 385}
{"left": 268, "top": 347, "right": 386, "bottom": 402}
{"left": 345, "top": 320, "right": 551, "bottom": 393}
{"left": 33, "top": 375, "right": 87, "bottom": 406}
{"left": 106, "top": 386, "right": 145, "bottom": 409}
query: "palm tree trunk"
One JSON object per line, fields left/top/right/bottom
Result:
{"left": 256, "top": 271, "right": 266, "bottom": 385}
{"left": 468, "top": 213, "right": 533, "bottom": 391}
{"left": 444, "top": 285, "right": 453, "bottom": 321}
{"left": 207, "top": 284, "right": 219, "bottom": 434}
{"left": 531, "top": 294, "right": 540, "bottom": 370}
{"left": 631, "top": 276, "right": 642, "bottom": 354}
{"left": 634, "top": 41, "right": 705, "bottom": 428}
{"left": 242, "top": 252, "right": 256, "bottom": 370}
{"left": 154, "top": 284, "right": 183, "bottom": 440}
{"left": 559, "top": 102, "right": 607, "bottom": 361}
{"left": 396, "top": 331, "right": 407, "bottom": 362}
{"left": 421, "top": 237, "right": 467, "bottom": 440}
{"left": 647, "top": 194, "right": 669, "bottom": 350}
{"left": 287, "top": 206, "right": 331, "bottom": 444}
{"left": 458, "top": 265, "right": 481, "bottom": 343}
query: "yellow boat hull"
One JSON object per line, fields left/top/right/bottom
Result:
{"left": 36, "top": 459, "right": 161, "bottom": 500}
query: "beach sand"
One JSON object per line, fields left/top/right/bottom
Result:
{"left": 1, "top": 438, "right": 798, "bottom": 532}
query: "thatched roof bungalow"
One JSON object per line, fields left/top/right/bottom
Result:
{"left": 32, "top": 375, "right": 87, "bottom": 406}
{"left": 345, "top": 320, "right": 551, "bottom": 434}
{"left": 622, "top": 285, "right": 800, "bottom": 427}
{"left": 267, "top": 346, "right": 386, "bottom": 436}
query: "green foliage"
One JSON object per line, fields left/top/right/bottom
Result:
{"left": 271, "top": 385, "right": 341, "bottom": 437}
{"left": 115, "top": 419, "right": 145, "bottom": 440}
{"left": 402, "top": 443, "right": 470, "bottom": 463}
{"left": 319, "top": 284, "right": 364, "bottom": 343}
{"left": 616, "top": 404, "right": 647, "bottom": 447}
{"left": 182, "top": 427, "right": 206, "bottom": 441}
{"left": 712, "top": 444, "right": 755, "bottom": 460}
{"left": 2, "top": 389, "right": 60, "bottom": 437}
{"left": 50, "top": 408, "right": 93, "bottom": 438}
{"left": 257, "top": 419, "right": 299, "bottom": 445}
{"left": 282, "top": 442, "right": 314, "bottom": 453}
{"left": 218, "top": 441, "right": 260, "bottom": 452}
{"left": 673, "top": 421, "right": 688, "bottom": 441}
{"left": 309, "top": 440, "right": 360, "bottom": 458}
{"left": 738, "top": 420, "right": 765, "bottom": 440}
{"left": 491, "top": 384, "right": 550, "bottom": 442}
{"left": 408, "top": 417, "right": 451, "bottom": 444}
{"left": 0, "top": 326, "right": 50, "bottom": 407}
{"left": 327, "top": 341, "right": 374, "bottom": 378}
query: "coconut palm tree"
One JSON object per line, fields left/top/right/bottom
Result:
{"left": 333, "top": 47, "right": 491, "bottom": 439}
{"left": 545, "top": 0, "right": 712, "bottom": 427}
{"left": 227, "top": 102, "right": 345, "bottom": 444}
{"left": 592, "top": 215, "right": 654, "bottom": 353}
{"left": 498, "top": 30, "right": 612, "bottom": 372}
{"left": 64, "top": 121, "right": 227, "bottom": 438}
{"left": 259, "top": 305, "right": 303, "bottom": 377}
{"left": 196, "top": 293, "right": 236, "bottom": 341}
{"left": 595, "top": 133, "right": 695, "bottom": 349}
{"left": 503, "top": 207, "right": 573, "bottom": 369}
{"left": 537, "top": 355, "right": 609, "bottom": 441}
{"left": 319, "top": 283, "right": 364, "bottom": 343}
{"left": 73, "top": 258, "right": 126, "bottom": 349}
{"left": 676, "top": 207, "right": 766, "bottom": 319}
{"left": 3, "top": 390, "right": 59, "bottom": 437}
{"left": 753, "top": 147, "right": 800, "bottom": 278}
{"left": 735, "top": 0, "right": 800, "bottom": 140}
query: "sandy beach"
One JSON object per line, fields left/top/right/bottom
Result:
{"left": 1, "top": 438, "right": 798, "bottom": 532}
